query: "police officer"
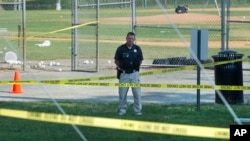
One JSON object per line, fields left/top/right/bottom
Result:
{"left": 114, "top": 32, "right": 144, "bottom": 116}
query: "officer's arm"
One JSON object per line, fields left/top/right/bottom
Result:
{"left": 115, "top": 60, "right": 120, "bottom": 69}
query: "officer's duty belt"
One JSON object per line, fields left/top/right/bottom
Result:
{"left": 122, "top": 69, "right": 137, "bottom": 74}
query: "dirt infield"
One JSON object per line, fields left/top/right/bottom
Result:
{"left": 101, "top": 12, "right": 249, "bottom": 48}
{"left": 102, "top": 13, "right": 220, "bottom": 24}
{"left": 136, "top": 13, "right": 220, "bottom": 24}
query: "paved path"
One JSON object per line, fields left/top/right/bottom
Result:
{"left": 1, "top": 62, "right": 250, "bottom": 105}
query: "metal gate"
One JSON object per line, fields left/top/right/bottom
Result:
{"left": 71, "top": 0, "right": 99, "bottom": 72}
{"left": 71, "top": 0, "right": 133, "bottom": 72}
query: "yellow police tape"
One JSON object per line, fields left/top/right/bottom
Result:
{"left": 0, "top": 108, "right": 229, "bottom": 139}
{"left": 1, "top": 80, "right": 250, "bottom": 91}
{"left": 41, "top": 81, "right": 250, "bottom": 91}
{"left": 27, "top": 21, "right": 99, "bottom": 39}
{"left": 0, "top": 58, "right": 248, "bottom": 91}
{"left": 141, "top": 58, "right": 246, "bottom": 77}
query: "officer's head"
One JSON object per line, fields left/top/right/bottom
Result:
{"left": 126, "top": 32, "right": 135, "bottom": 47}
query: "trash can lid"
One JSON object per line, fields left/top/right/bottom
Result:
{"left": 219, "top": 50, "right": 237, "bottom": 55}
{"left": 219, "top": 50, "right": 237, "bottom": 57}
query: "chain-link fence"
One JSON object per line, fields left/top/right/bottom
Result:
{"left": 227, "top": 1, "right": 250, "bottom": 51}
{"left": 135, "top": 0, "right": 221, "bottom": 64}
{"left": 0, "top": 0, "right": 249, "bottom": 72}
{"left": 72, "top": 0, "right": 223, "bottom": 71}
{"left": 72, "top": 0, "right": 132, "bottom": 72}
{"left": 0, "top": 0, "right": 23, "bottom": 68}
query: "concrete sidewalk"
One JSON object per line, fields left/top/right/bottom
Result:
{"left": 0, "top": 62, "right": 250, "bottom": 105}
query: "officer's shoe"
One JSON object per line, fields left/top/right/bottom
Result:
{"left": 134, "top": 112, "right": 142, "bottom": 116}
{"left": 118, "top": 111, "right": 126, "bottom": 116}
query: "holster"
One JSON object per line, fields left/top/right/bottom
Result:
{"left": 116, "top": 68, "right": 122, "bottom": 79}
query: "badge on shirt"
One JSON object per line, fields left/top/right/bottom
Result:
{"left": 134, "top": 49, "right": 137, "bottom": 53}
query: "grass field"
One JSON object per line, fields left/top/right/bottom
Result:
{"left": 1, "top": 102, "right": 250, "bottom": 141}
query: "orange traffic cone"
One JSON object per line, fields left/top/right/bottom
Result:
{"left": 11, "top": 71, "right": 23, "bottom": 94}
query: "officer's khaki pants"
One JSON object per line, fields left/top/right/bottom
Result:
{"left": 118, "top": 71, "right": 142, "bottom": 114}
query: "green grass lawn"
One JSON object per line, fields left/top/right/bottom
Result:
{"left": 0, "top": 101, "right": 249, "bottom": 141}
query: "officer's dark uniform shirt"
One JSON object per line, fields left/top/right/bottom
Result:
{"left": 114, "top": 44, "right": 143, "bottom": 71}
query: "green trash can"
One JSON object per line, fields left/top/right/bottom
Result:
{"left": 212, "top": 50, "right": 244, "bottom": 104}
